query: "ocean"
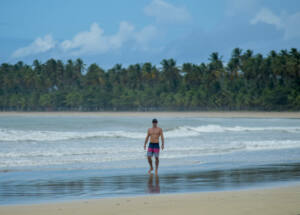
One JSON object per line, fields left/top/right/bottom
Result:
{"left": 1, "top": 114, "right": 300, "bottom": 204}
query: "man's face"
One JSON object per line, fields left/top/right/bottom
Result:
{"left": 152, "top": 122, "right": 157, "bottom": 126}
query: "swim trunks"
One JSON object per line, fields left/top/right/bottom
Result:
{"left": 147, "top": 142, "right": 160, "bottom": 158}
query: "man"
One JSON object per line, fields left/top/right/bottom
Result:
{"left": 144, "top": 118, "right": 164, "bottom": 175}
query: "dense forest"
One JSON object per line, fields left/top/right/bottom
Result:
{"left": 0, "top": 48, "right": 300, "bottom": 111}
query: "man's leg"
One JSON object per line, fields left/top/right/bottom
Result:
{"left": 147, "top": 156, "right": 153, "bottom": 174}
{"left": 155, "top": 157, "right": 159, "bottom": 175}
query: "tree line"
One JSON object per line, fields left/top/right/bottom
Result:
{"left": 0, "top": 48, "right": 299, "bottom": 111}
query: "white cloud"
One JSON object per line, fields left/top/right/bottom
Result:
{"left": 283, "top": 12, "right": 300, "bottom": 40}
{"left": 130, "top": 25, "right": 159, "bottom": 51}
{"left": 144, "top": 0, "right": 191, "bottom": 24}
{"left": 109, "top": 21, "right": 135, "bottom": 49}
{"left": 12, "top": 34, "right": 56, "bottom": 58}
{"left": 250, "top": 8, "right": 283, "bottom": 29}
{"left": 135, "top": 25, "right": 158, "bottom": 45}
{"left": 60, "top": 22, "right": 133, "bottom": 55}
{"left": 60, "top": 22, "right": 158, "bottom": 56}
{"left": 60, "top": 23, "right": 106, "bottom": 53}
{"left": 250, "top": 8, "right": 300, "bottom": 40}
{"left": 12, "top": 22, "right": 158, "bottom": 58}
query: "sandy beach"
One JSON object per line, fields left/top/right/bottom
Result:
{"left": 1, "top": 183, "right": 300, "bottom": 215}
{"left": 1, "top": 111, "right": 300, "bottom": 213}
{"left": 0, "top": 111, "right": 300, "bottom": 118}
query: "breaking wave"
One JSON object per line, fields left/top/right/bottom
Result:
{"left": 0, "top": 124, "right": 299, "bottom": 142}
{"left": 0, "top": 140, "right": 299, "bottom": 168}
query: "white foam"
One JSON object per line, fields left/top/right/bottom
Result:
{"left": 182, "top": 125, "right": 300, "bottom": 133}
{"left": 0, "top": 128, "right": 145, "bottom": 141}
{"left": 242, "top": 140, "right": 300, "bottom": 150}
{"left": 0, "top": 124, "right": 299, "bottom": 142}
{"left": 1, "top": 139, "right": 300, "bottom": 168}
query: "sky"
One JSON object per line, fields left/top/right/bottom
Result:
{"left": 1, "top": 0, "right": 300, "bottom": 68}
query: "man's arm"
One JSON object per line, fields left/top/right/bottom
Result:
{"left": 144, "top": 129, "right": 150, "bottom": 150}
{"left": 161, "top": 128, "right": 164, "bottom": 150}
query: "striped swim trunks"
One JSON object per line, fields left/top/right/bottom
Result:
{"left": 147, "top": 142, "right": 160, "bottom": 158}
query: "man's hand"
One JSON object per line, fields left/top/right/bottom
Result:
{"left": 160, "top": 128, "right": 164, "bottom": 151}
{"left": 144, "top": 129, "right": 150, "bottom": 150}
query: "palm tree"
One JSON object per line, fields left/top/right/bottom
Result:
{"left": 160, "top": 59, "right": 180, "bottom": 92}
{"left": 227, "top": 48, "right": 242, "bottom": 79}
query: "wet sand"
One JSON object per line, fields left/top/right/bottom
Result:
{"left": 2, "top": 163, "right": 300, "bottom": 205}
{"left": 0, "top": 111, "right": 300, "bottom": 118}
{"left": 1, "top": 183, "right": 300, "bottom": 215}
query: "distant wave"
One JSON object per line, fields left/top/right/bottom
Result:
{"left": 242, "top": 140, "right": 300, "bottom": 151}
{"left": 0, "top": 129, "right": 145, "bottom": 141}
{"left": 167, "top": 140, "right": 300, "bottom": 154}
{"left": 175, "top": 125, "right": 300, "bottom": 133}
{"left": 0, "top": 125, "right": 299, "bottom": 141}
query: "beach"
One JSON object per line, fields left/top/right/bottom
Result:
{"left": 1, "top": 183, "right": 300, "bottom": 215}
{"left": 1, "top": 111, "right": 300, "bottom": 209}
{"left": 2, "top": 0, "right": 300, "bottom": 213}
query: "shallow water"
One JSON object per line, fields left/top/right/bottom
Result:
{"left": 1, "top": 162, "right": 300, "bottom": 205}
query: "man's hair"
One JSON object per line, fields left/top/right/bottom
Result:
{"left": 152, "top": 118, "right": 158, "bottom": 123}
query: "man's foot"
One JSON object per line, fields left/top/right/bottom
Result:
{"left": 155, "top": 169, "right": 158, "bottom": 175}
{"left": 148, "top": 167, "right": 153, "bottom": 174}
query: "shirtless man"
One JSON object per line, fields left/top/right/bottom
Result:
{"left": 144, "top": 118, "right": 164, "bottom": 175}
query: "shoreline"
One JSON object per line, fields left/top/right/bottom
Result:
{"left": 2, "top": 162, "right": 300, "bottom": 205}
{"left": 0, "top": 111, "right": 300, "bottom": 118}
{"left": 1, "top": 182, "right": 300, "bottom": 215}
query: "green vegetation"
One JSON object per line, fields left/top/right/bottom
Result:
{"left": 0, "top": 48, "right": 299, "bottom": 111}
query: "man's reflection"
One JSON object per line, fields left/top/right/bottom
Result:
{"left": 147, "top": 174, "right": 160, "bottom": 193}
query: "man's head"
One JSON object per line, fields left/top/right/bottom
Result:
{"left": 152, "top": 118, "right": 158, "bottom": 127}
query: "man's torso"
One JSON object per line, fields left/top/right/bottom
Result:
{"left": 149, "top": 127, "right": 161, "bottom": 143}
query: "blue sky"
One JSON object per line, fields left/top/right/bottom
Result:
{"left": 1, "top": 0, "right": 300, "bottom": 68}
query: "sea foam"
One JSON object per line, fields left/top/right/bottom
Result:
{"left": 0, "top": 125, "right": 299, "bottom": 141}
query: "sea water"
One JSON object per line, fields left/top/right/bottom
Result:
{"left": 1, "top": 115, "right": 300, "bottom": 204}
